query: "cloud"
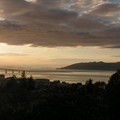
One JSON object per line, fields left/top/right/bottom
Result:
{"left": 0, "top": 53, "right": 29, "bottom": 56}
{"left": 0, "top": 0, "right": 120, "bottom": 48}
{"left": 105, "top": 45, "right": 120, "bottom": 48}
{"left": 113, "top": 55, "right": 120, "bottom": 57}
{"left": 43, "top": 57, "right": 94, "bottom": 67}
{"left": 0, "top": 0, "right": 31, "bottom": 18}
{"left": 90, "top": 2, "right": 120, "bottom": 16}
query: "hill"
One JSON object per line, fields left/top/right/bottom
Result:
{"left": 60, "top": 62, "right": 120, "bottom": 71}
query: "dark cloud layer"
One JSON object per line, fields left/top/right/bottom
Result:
{"left": 0, "top": 0, "right": 120, "bottom": 48}
{"left": 113, "top": 56, "right": 120, "bottom": 57}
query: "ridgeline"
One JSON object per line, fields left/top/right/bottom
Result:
{"left": 60, "top": 62, "right": 120, "bottom": 71}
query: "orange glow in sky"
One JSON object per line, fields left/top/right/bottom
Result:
{"left": 0, "top": 0, "right": 119, "bottom": 68}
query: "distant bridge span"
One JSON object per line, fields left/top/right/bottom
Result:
{"left": 0, "top": 68, "right": 30, "bottom": 74}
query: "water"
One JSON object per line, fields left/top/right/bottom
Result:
{"left": 2, "top": 69, "right": 115, "bottom": 84}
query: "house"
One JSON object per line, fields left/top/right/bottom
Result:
{"left": 0, "top": 74, "right": 5, "bottom": 80}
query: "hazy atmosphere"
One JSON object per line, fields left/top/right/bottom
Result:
{"left": 0, "top": 0, "right": 120, "bottom": 68}
{"left": 0, "top": 1, "right": 120, "bottom": 119}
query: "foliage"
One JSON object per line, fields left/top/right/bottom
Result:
{"left": 0, "top": 71, "right": 120, "bottom": 120}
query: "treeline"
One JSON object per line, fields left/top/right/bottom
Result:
{"left": 0, "top": 70, "right": 120, "bottom": 120}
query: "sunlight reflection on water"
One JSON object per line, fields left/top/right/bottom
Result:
{"left": 1, "top": 69, "right": 115, "bottom": 84}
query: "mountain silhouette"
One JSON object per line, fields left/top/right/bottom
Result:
{"left": 60, "top": 62, "right": 120, "bottom": 71}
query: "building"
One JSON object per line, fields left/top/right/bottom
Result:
{"left": 0, "top": 74, "right": 5, "bottom": 80}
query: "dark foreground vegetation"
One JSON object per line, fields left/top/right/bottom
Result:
{"left": 0, "top": 70, "right": 120, "bottom": 120}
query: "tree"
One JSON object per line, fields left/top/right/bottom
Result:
{"left": 21, "top": 70, "right": 26, "bottom": 78}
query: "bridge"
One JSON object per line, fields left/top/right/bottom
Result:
{"left": 0, "top": 68, "right": 30, "bottom": 74}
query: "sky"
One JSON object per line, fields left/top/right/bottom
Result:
{"left": 0, "top": 0, "right": 120, "bottom": 68}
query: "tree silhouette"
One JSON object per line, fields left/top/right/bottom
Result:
{"left": 21, "top": 70, "right": 26, "bottom": 78}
